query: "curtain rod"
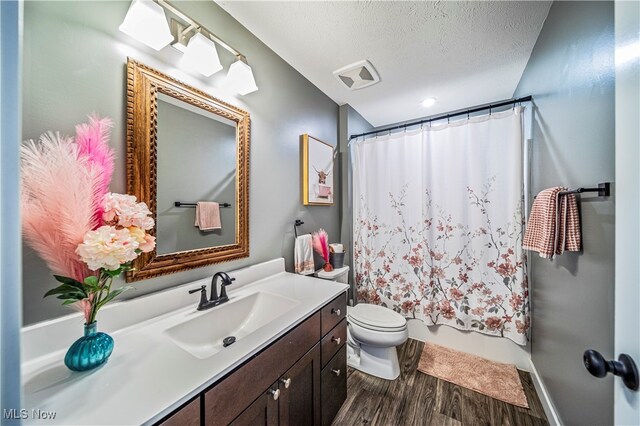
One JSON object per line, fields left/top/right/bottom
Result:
{"left": 349, "top": 95, "right": 533, "bottom": 140}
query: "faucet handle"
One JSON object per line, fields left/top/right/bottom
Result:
{"left": 219, "top": 277, "right": 235, "bottom": 300}
{"left": 189, "top": 285, "right": 208, "bottom": 310}
{"left": 189, "top": 285, "right": 206, "bottom": 295}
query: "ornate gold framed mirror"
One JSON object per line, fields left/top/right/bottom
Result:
{"left": 126, "top": 58, "right": 250, "bottom": 282}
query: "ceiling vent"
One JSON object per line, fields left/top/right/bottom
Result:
{"left": 333, "top": 60, "right": 380, "bottom": 90}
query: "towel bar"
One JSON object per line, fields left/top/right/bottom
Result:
{"left": 558, "top": 182, "right": 610, "bottom": 197}
{"left": 533, "top": 182, "right": 611, "bottom": 199}
{"left": 174, "top": 202, "right": 232, "bottom": 208}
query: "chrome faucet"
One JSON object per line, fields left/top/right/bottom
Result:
{"left": 188, "top": 272, "right": 236, "bottom": 311}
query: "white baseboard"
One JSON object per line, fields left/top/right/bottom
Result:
{"left": 529, "top": 359, "right": 563, "bottom": 425}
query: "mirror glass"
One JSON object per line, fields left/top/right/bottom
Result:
{"left": 156, "top": 93, "right": 237, "bottom": 255}
{"left": 126, "top": 59, "right": 250, "bottom": 282}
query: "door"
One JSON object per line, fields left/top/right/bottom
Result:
{"left": 614, "top": 1, "right": 639, "bottom": 424}
{"left": 278, "top": 344, "right": 321, "bottom": 426}
{"left": 0, "top": 1, "right": 23, "bottom": 422}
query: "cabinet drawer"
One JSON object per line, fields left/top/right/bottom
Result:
{"left": 321, "top": 293, "right": 347, "bottom": 336}
{"left": 321, "top": 319, "right": 346, "bottom": 368}
{"left": 320, "top": 346, "right": 347, "bottom": 426}
{"left": 204, "top": 311, "right": 320, "bottom": 425}
{"left": 158, "top": 396, "right": 200, "bottom": 426}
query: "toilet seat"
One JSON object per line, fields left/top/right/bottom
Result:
{"left": 348, "top": 304, "right": 407, "bottom": 332}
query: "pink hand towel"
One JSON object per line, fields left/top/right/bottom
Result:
{"left": 523, "top": 187, "right": 563, "bottom": 258}
{"left": 556, "top": 193, "right": 581, "bottom": 255}
{"left": 523, "top": 187, "right": 582, "bottom": 259}
{"left": 195, "top": 202, "right": 221, "bottom": 231}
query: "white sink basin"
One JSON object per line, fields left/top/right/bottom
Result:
{"left": 166, "top": 291, "right": 299, "bottom": 359}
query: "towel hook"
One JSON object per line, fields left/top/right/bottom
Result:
{"left": 294, "top": 219, "right": 304, "bottom": 238}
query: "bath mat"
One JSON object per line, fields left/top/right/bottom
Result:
{"left": 417, "top": 342, "right": 528, "bottom": 408}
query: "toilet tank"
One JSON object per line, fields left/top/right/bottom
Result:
{"left": 315, "top": 266, "right": 349, "bottom": 283}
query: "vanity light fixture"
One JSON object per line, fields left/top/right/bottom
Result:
{"left": 118, "top": 0, "right": 173, "bottom": 51}
{"left": 224, "top": 60, "right": 259, "bottom": 95}
{"left": 181, "top": 32, "right": 223, "bottom": 77}
{"left": 119, "top": 0, "right": 259, "bottom": 94}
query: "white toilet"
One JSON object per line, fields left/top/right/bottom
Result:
{"left": 315, "top": 267, "right": 409, "bottom": 380}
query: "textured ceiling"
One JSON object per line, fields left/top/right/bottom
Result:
{"left": 218, "top": 1, "right": 552, "bottom": 127}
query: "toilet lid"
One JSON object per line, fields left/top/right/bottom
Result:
{"left": 315, "top": 266, "right": 349, "bottom": 280}
{"left": 348, "top": 303, "right": 407, "bottom": 331}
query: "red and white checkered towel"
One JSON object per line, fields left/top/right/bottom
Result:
{"left": 523, "top": 187, "right": 581, "bottom": 259}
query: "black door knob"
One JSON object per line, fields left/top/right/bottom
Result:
{"left": 583, "top": 349, "right": 639, "bottom": 391}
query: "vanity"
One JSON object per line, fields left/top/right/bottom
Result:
{"left": 163, "top": 292, "right": 347, "bottom": 426}
{"left": 21, "top": 259, "right": 349, "bottom": 425}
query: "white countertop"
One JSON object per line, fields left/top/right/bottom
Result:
{"left": 21, "top": 259, "right": 349, "bottom": 425}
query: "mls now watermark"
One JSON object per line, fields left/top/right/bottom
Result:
{"left": 3, "top": 408, "right": 57, "bottom": 420}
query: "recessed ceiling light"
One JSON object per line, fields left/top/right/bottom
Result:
{"left": 422, "top": 97, "right": 437, "bottom": 107}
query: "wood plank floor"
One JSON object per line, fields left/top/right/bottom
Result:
{"left": 332, "top": 339, "right": 548, "bottom": 426}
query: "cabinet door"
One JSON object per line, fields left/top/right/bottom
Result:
{"left": 278, "top": 344, "right": 321, "bottom": 426}
{"left": 230, "top": 386, "right": 278, "bottom": 426}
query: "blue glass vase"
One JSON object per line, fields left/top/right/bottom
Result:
{"left": 64, "top": 321, "right": 114, "bottom": 372}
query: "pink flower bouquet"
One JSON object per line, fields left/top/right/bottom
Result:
{"left": 312, "top": 228, "right": 333, "bottom": 272}
{"left": 21, "top": 115, "right": 155, "bottom": 325}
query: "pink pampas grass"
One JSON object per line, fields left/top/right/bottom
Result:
{"left": 21, "top": 131, "right": 100, "bottom": 282}
{"left": 312, "top": 228, "right": 332, "bottom": 271}
{"left": 75, "top": 114, "right": 115, "bottom": 227}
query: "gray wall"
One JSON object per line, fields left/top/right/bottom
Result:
{"left": 514, "top": 2, "right": 615, "bottom": 424}
{"left": 338, "top": 104, "right": 373, "bottom": 302}
{"left": 156, "top": 97, "right": 236, "bottom": 254}
{"left": 22, "top": 1, "right": 339, "bottom": 325}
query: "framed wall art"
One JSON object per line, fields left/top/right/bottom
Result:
{"left": 301, "top": 134, "right": 334, "bottom": 206}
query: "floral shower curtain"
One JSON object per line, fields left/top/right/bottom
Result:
{"left": 353, "top": 107, "right": 529, "bottom": 345}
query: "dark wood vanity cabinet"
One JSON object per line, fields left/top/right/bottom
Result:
{"left": 156, "top": 292, "right": 347, "bottom": 426}
{"left": 231, "top": 344, "right": 321, "bottom": 426}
